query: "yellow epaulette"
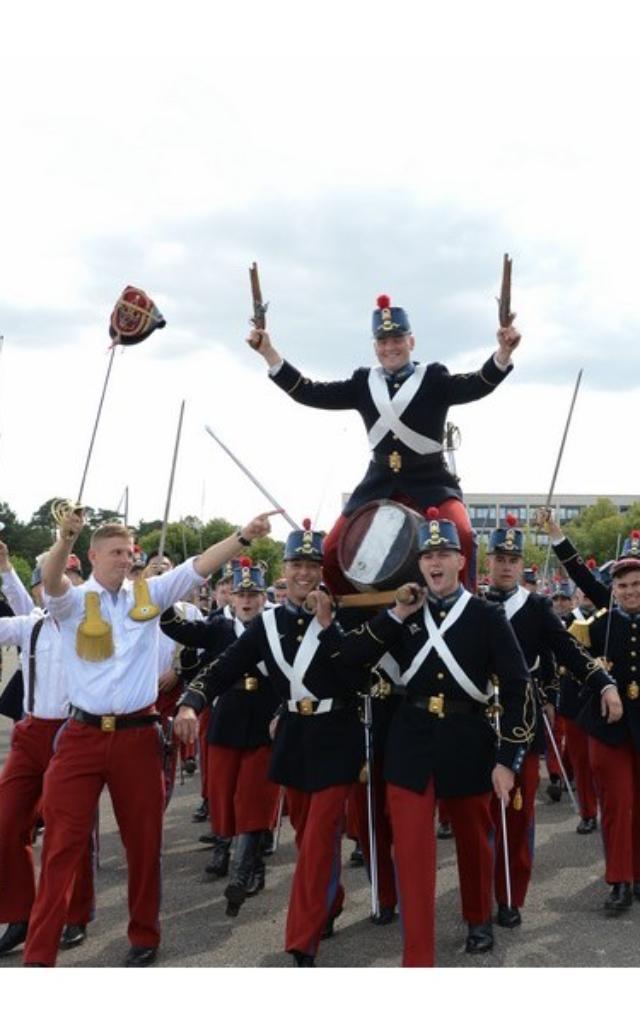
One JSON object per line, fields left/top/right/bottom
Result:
{"left": 568, "top": 618, "right": 591, "bottom": 647}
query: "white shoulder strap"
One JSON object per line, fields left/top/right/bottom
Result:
{"left": 233, "top": 617, "right": 267, "bottom": 676}
{"left": 367, "top": 365, "right": 442, "bottom": 455}
{"left": 503, "top": 586, "right": 530, "bottom": 621}
{"left": 262, "top": 609, "right": 320, "bottom": 700}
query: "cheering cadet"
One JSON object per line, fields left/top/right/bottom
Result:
{"left": 247, "top": 295, "right": 519, "bottom": 592}
{"left": 21, "top": 507, "right": 272, "bottom": 968}
{"left": 0, "top": 542, "right": 94, "bottom": 957}
{"left": 484, "top": 517, "right": 620, "bottom": 928}
{"left": 329, "top": 510, "right": 532, "bottom": 967}
{"left": 162, "top": 557, "right": 280, "bottom": 913}
{"left": 175, "top": 520, "right": 364, "bottom": 967}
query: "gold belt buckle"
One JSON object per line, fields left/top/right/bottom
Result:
{"left": 389, "top": 450, "right": 402, "bottom": 473}
{"left": 244, "top": 676, "right": 258, "bottom": 692}
{"left": 428, "top": 694, "right": 445, "bottom": 718}
{"left": 297, "top": 698, "right": 316, "bottom": 716}
{"left": 627, "top": 682, "right": 639, "bottom": 700}
{"left": 100, "top": 715, "right": 117, "bottom": 732}
{"left": 371, "top": 678, "right": 392, "bottom": 699}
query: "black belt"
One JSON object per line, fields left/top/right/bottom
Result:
{"left": 286, "top": 698, "right": 348, "bottom": 716}
{"left": 71, "top": 707, "right": 161, "bottom": 732}
{"left": 407, "top": 694, "right": 482, "bottom": 718}
{"left": 371, "top": 450, "right": 445, "bottom": 471}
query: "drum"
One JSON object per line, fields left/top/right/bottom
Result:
{"left": 338, "top": 499, "right": 425, "bottom": 593}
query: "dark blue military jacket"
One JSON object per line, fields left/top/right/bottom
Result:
{"left": 577, "top": 608, "right": 640, "bottom": 748}
{"left": 270, "top": 356, "right": 510, "bottom": 514}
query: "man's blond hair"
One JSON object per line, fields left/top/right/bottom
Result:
{"left": 90, "top": 522, "right": 132, "bottom": 547}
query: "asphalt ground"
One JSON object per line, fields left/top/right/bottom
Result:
{"left": 1, "top": 702, "right": 640, "bottom": 974}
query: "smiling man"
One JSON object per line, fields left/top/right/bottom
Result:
{"left": 248, "top": 292, "right": 520, "bottom": 592}
{"left": 329, "top": 511, "right": 533, "bottom": 966}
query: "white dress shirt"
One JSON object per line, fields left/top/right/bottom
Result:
{"left": 157, "top": 600, "right": 203, "bottom": 675}
{"left": 0, "top": 570, "right": 70, "bottom": 719}
{"left": 44, "top": 557, "right": 206, "bottom": 715}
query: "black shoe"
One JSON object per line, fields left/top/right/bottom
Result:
{"left": 224, "top": 831, "right": 262, "bottom": 917}
{"left": 576, "top": 817, "right": 597, "bottom": 834}
{"left": 245, "top": 860, "right": 266, "bottom": 897}
{"left": 604, "top": 882, "right": 633, "bottom": 915}
{"left": 496, "top": 904, "right": 521, "bottom": 928}
{"left": 199, "top": 832, "right": 217, "bottom": 845}
{"left": 182, "top": 757, "right": 197, "bottom": 776}
{"left": 633, "top": 882, "right": 640, "bottom": 901}
{"left": 262, "top": 829, "right": 275, "bottom": 857}
{"left": 192, "top": 799, "right": 209, "bottom": 823}
{"left": 0, "top": 921, "right": 28, "bottom": 957}
{"left": 321, "top": 906, "right": 342, "bottom": 940}
{"left": 60, "top": 924, "right": 87, "bottom": 949}
{"left": 291, "top": 950, "right": 315, "bottom": 967}
{"left": 465, "top": 922, "right": 494, "bottom": 954}
{"left": 546, "top": 777, "right": 562, "bottom": 803}
{"left": 371, "top": 906, "right": 396, "bottom": 926}
{"left": 349, "top": 842, "right": 364, "bottom": 867}
{"left": 204, "top": 835, "right": 232, "bottom": 877}
{"left": 124, "top": 945, "right": 158, "bottom": 967}
{"left": 437, "top": 822, "right": 453, "bottom": 840}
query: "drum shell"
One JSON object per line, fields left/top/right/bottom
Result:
{"left": 338, "top": 500, "right": 424, "bottom": 593}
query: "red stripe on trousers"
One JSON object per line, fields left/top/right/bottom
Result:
{"left": 545, "top": 714, "right": 572, "bottom": 779}
{"left": 492, "top": 751, "right": 539, "bottom": 908}
{"left": 322, "top": 496, "right": 474, "bottom": 595}
{"left": 284, "top": 785, "right": 348, "bottom": 958}
{"left": 0, "top": 716, "right": 95, "bottom": 925}
{"left": 206, "top": 743, "right": 280, "bottom": 836}
{"left": 350, "top": 773, "right": 397, "bottom": 911}
{"left": 563, "top": 717, "right": 598, "bottom": 820}
{"left": 589, "top": 736, "right": 640, "bottom": 883}
{"left": 23, "top": 716, "right": 164, "bottom": 967}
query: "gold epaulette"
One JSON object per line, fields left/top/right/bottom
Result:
{"left": 76, "top": 592, "right": 114, "bottom": 662}
{"left": 129, "top": 578, "right": 160, "bottom": 622}
{"left": 568, "top": 618, "right": 592, "bottom": 647}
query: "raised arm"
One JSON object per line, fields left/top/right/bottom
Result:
{"left": 0, "top": 542, "right": 34, "bottom": 614}
{"left": 247, "top": 328, "right": 358, "bottom": 411}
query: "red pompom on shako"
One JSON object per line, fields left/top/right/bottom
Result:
{"left": 377, "top": 294, "right": 391, "bottom": 309}
{"left": 586, "top": 557, "right": 597, "bottom": 570}
{"left": 505, "top": 512, "right": 518, "bottom": 527}
{"left": 109, "top": 285, "right": 166, "bottom": 347}
{"left": 426, "top": 506, "right": 440, "bottom": 520}
{"left": 239, "top": 556, "right": 253, "bottom": 568}
{"left": 632, "top": 530, "right": 640, "bottom": 539}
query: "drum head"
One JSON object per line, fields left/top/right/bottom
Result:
{"left": 338, "top": 499, "right": 423, "bottom": 592}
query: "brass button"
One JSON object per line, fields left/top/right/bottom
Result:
{"left": 439, "top": 611, "right": 446, "bottom": 619}
{"left": 297, "top": 618, "right": 304, "bottom": 625}
{"left": 393, "top": 382, "right": 400, "bottom": 390}
{"left": 437, "top": 672, "right": 444, "bottom": 680}
{"left": 633, "top": 624, "right": 638, "bottom": 630}
{"left": 392, "top": 434, "right": 399, "bottom": 440}
{"left": 296, "top": 635, "right": 303, "bottom": 642}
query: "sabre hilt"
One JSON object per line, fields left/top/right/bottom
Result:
{"left": 51, "top": 499, "right": 87, "bottom": 540}
{"left": 304, "top": 582, "right": 333, "bottom": 614}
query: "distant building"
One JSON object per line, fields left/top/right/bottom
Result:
{"left": 465, "top": 493, "right": 640, "bottom": 546}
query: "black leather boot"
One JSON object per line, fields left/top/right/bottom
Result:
{"left": 0, "top": 921, "right": 28, "bottom": 956}
{"left": 245, "top": 834, "right": 266, "bottom": 897}
{"left": 204, "top": 836, "right": 232, "bottom": 878}
{"left": 576, "top": 817, "right": 597, "bottom": 834}
{"left": 604, "top": 882, "right": 632, "bottom": 914}
{"left": 192, "top": 799, "right": 209, "bottom": 823}
{"left": 224, "top": 832, "right": 262, "bottom": 916}
{"left": 496, "top": 904, "right": 521, "bottom": 928}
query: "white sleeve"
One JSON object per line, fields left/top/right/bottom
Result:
{"left": 148, "top": 558, "right": 207, "bottom": 611}
{"left": 0, "top": 568, "right": 34, "bottom": 615}
{"left": 44, "top": 585, "right": 82, "bottom": 621}
{"left": 0, "top": 614, "right": 26, "bottom": 646}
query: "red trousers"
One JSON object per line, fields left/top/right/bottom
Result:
{"left": 563, "top": 717, "right": 598, "bottom": 820}
{"left": 199, "top": 707, "right": 211, "bottom": 800}
{"left": 23, "top": 715, "right": 165, "bottom": 967}
{"left": 285, "top": 785, "right": 348, "bottom": 958}
{"left": 350, "top": 773, "right": 397, "bottom": 911}
{"left": 0, "top": 716, "right": 95, "bottom": 926}
{"left": 322, "top": 496, "right": 475, "bottom": 594}
{"left": 388, "top": 781, "right": 493, "bottom": 967}
{"left": 157, "top": 685, "right": 196, "bottom": 807}
{"left": 589, "top": 736, "right": 640, "bottom": 883}
{"left": 207, "top": 744, "right": 280, "bottom": 836}
{"left": 491, "top": 751, "right": 539, "bottom": 907}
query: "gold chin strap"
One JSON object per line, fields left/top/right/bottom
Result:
{"left": 76, "top": 592, "right": 114, "bottom": 662}
{"left": 129, "top": 577, "right": 160, "bottom": 622}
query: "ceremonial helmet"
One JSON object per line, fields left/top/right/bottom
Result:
{"left": 219, "top": 558, "right": 242, "bottom": 583}
{"left": 488, "top": 513, "right": 524, "bottom": 555}
{"left": 417, "top": 507, "right": 461, "bottom": 552}
{"left": 109, "top": 286, "right": 166, "bottom": 346}
{"left": 283, "top": 518, "right": 324, "bottom": 562}
{"left": 231, "top": 557, "right": 266, "bottom": 593}
{"left": 372, "top": 295, "right": 411, "bottom": 339}
{"left": 522, "top": 565, "right": 539, "bottom": 586}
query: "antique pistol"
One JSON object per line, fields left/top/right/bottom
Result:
{"left": 497, "top": 252, "right": 512, "bottom": 327}
{"left": 249, "top": 262, "right": 269, "bottom": 338}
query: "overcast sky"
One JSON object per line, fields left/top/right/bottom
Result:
{"left": 2, "top": 2, "right": 640, "bottom": 544}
